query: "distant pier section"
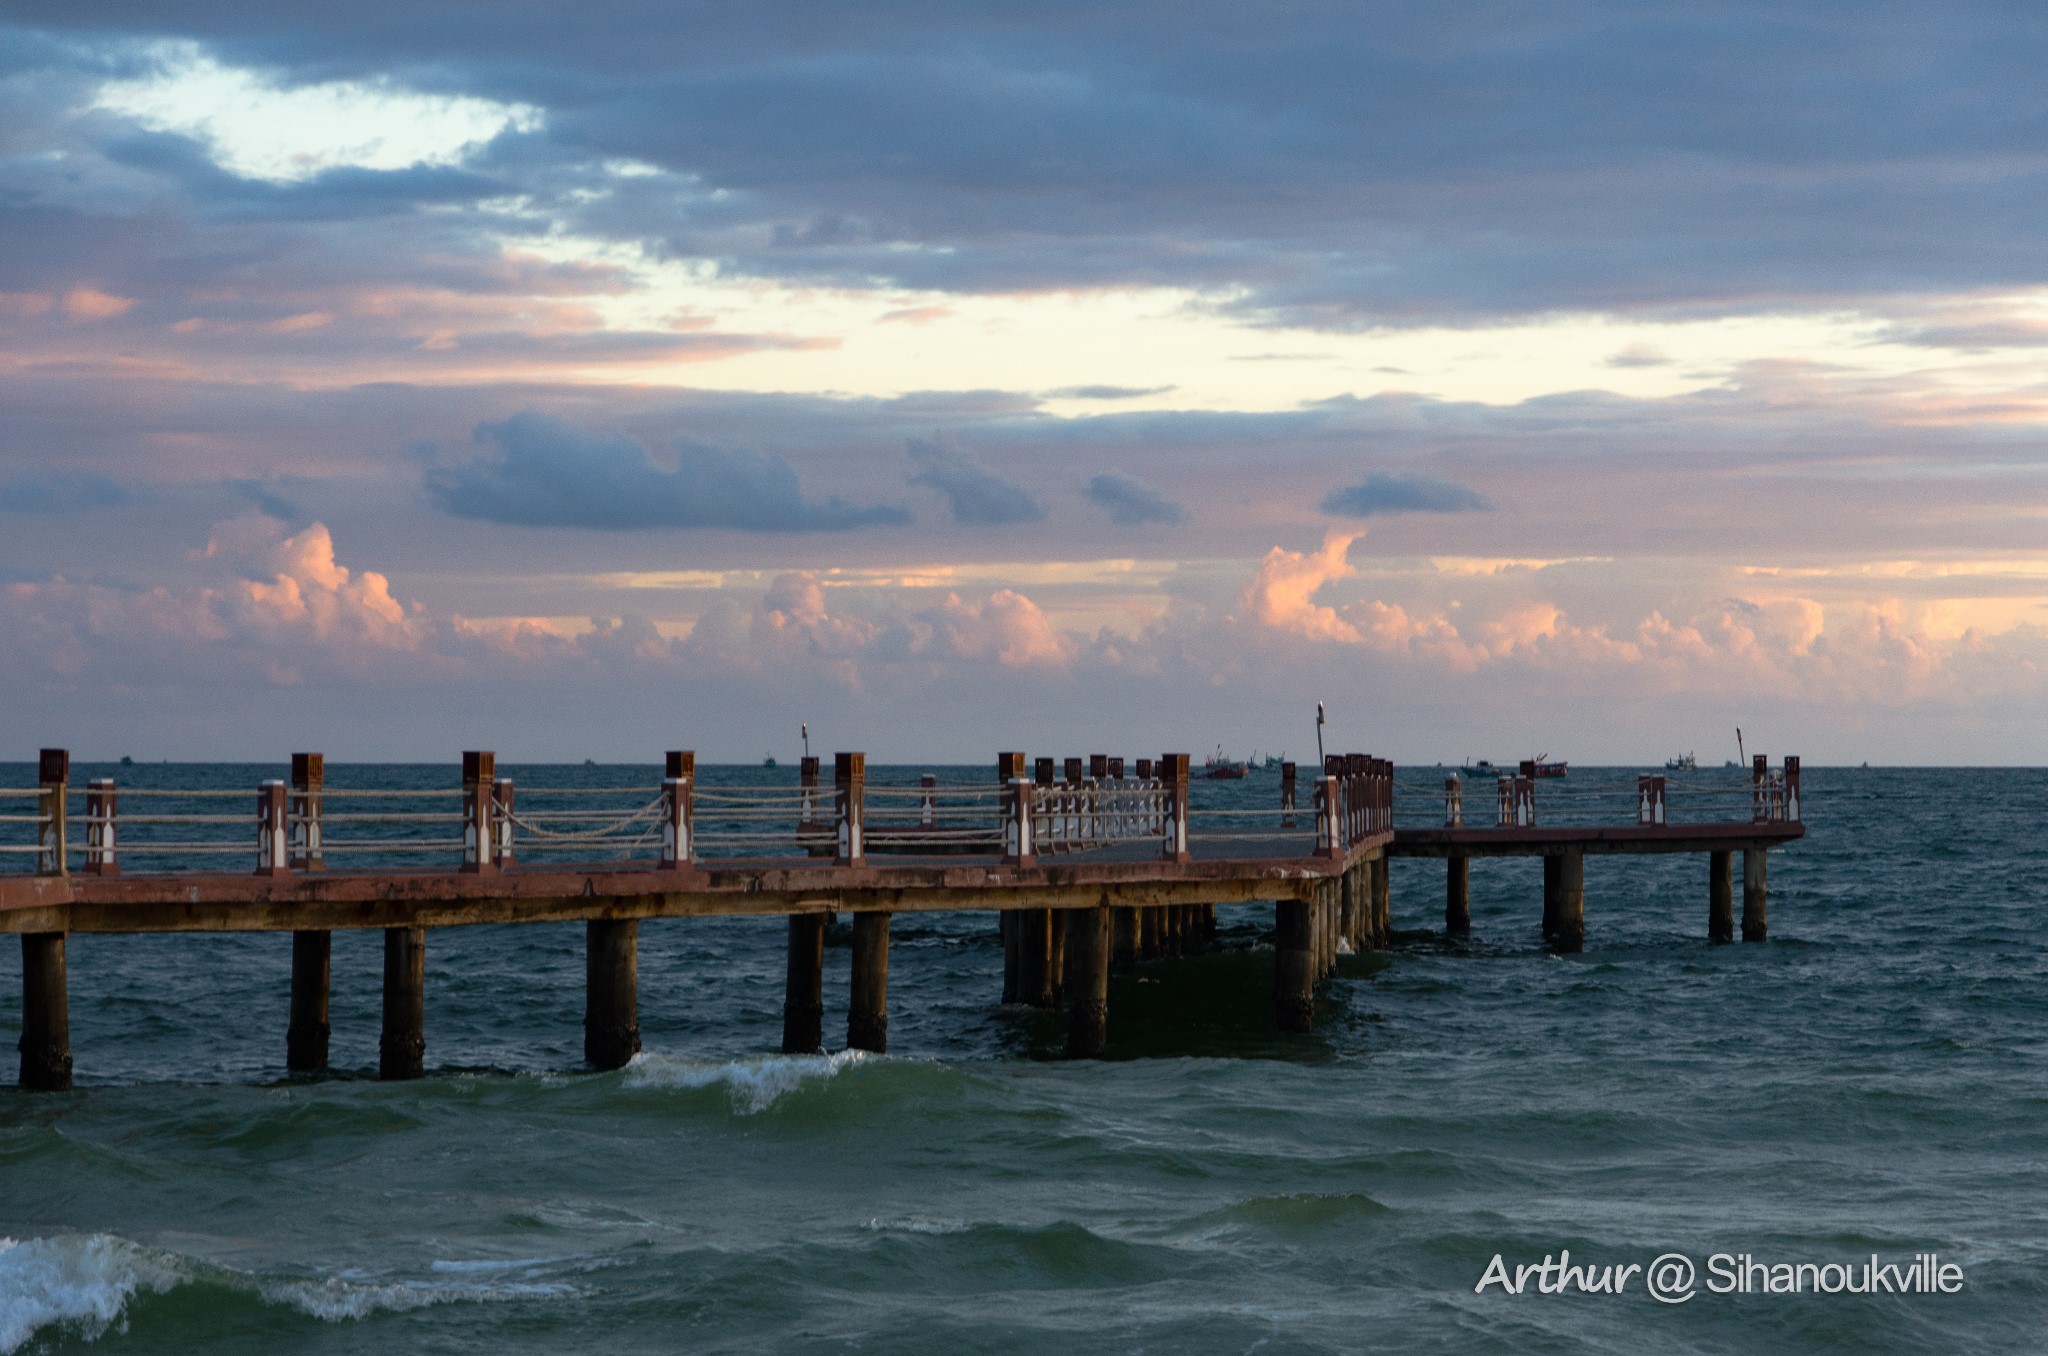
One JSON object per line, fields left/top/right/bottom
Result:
{"left": 2, "top": 748, "right": 1802, "bottom": 1090}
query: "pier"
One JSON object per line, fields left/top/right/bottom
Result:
{"left": 2, "top": 749, "right": 1802, "bottom": 1090}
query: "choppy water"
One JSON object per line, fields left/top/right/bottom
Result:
{"left": 1, "top": 765, "right": 2043, "bottom": 1352}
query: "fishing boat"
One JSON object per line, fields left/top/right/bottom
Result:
{"left": 763, "top": 755, "right": 778, "bottom": 768}
{"left": 1463, "top": 755, "right": 1568, "bottom": 777}
{"left": 1461, "top": 759, "right": 1504, "bottom": 778}
{"left": 1203, "top": 746, "right": 1247, "bottom": 779}
{"left": 1665, "top": 752, "right": 1696, "bottom": 771}
{"left": 1531, "top": 754, "right": 1568, "bottom": 778}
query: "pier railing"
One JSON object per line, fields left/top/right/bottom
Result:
{"left": 1, "top": 748, "right": 1394, "bottom": 877}
{"left": 1400, "top": 755, "right": 1803, "bottom": 831}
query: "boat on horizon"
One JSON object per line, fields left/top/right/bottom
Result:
{"left": 1203, "top": 746, "right": 1248, "bottom": 779}
{"left": 1665, "top": 752, "right": 1696, "bottom": 771}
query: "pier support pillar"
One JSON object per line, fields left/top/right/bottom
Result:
{"left": 1047, "top": 909, "right": 1067, "bottom": 1000}
{"left": 1112, "top": 906, "right": 1139, "bottom": 969}
{"left": 1542, "top": 854, "right": 1562, "bottom": 940}
{"left": 585, "top": 918, "right": 640, "bottom": 1070}
{"left": 1065, "top": 905, "right": 1111, "bottom": 1059}
{"left": 1371, "top": 854, "right": 1391, "bottom": 948}
{"left": 782, "top": 913, "right": 827, "bottom": 1053}
{"left": 1339, "top": 869, "right": 1358, "bottom": 953}
{"left": 848, "top": 912, "right": 890, "bottom": 1053}
{"left": 1000, "top": 911, "right": 1019, "bottom": 1003}
{"left": 1446, "top": 855, "right": 1471, "bottom": 935}
{"left": 1140, "top": 906, "right": 1160, "bottom": 960}
{"left": 379, "top": 926, "right": 425, "bottom": 1081}
{"left": 286, "top": 930, "right": 331, "bottom": 1073}
{"left": 18, "top": 933, "right": 71, "bottom": 1092}
{"left": 1273, "top": 898, "right": 1316, "bottom": 1033}
{"left": 1709, "top": 851, "right": 1734, "bottom": 943}
{"left": 1552, "top": 851, "right": 1585, "bottom": 953}
{"left": 1743, "top": 849, "right": 1768, "bottom": 942}
{"left": 1017, "top": 908, "right": 1056, "bottom": 1007}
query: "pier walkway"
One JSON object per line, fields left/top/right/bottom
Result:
{"left": 2, "top": 750, "right": 1802, "bottom": 1089}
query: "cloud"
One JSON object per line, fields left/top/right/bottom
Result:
{"left": 427, "top": 412, "right": 912, "bottom": 532}
{"left": 1321, "top": 473, "right": 1492, "bottom": 518}
{"left": 1084, "top": 472, "right": 1189, "bottom": 525}
{"left": 1238, "top": 531, "right": 1363, "bottom": 642}
{"left": 1048, "top": 385, "right": 1175, "bottom": 400}
{"left": 0, "top": 472, "right": 133, "bottom": 514}
{"left": 1605, "top": 342, "right": 1671, "bottom": 368}
{"left": 904, "top": 433, "right": 1045, "bottom": 525}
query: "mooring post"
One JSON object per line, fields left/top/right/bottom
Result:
{"left": 36, "top": 748, "right": 68, "bottom": 877}
{"left": 782, "top": 912, "right": 827, "bottom": 1053}
{"left": 848, "top": 911, "right": 890, "bottom": 1052}
{"left": 1446, "top": 854, "right": 1471, "bottom": 934}
{"left": 1553, "top": 849, "right": 1585, "bottom": 953}
{"left": 379, "top": 926, "right": 426, "bottom": 1080}
{"left": 585, "top": 918, "right": 640, "bottom": 1069}
{"left": 1709, "top": 850, "right": 1734, "bottom": 943}
{"left": 1066, "top": 903, "right": 1111, "bottom": 1058}
{"left": 289, "top": 753, "right": 324, "bottom": 870}
{"left": 18, "top": 933, "right": 71, "bottom": 1091}
{"left": 256, "top": 779, "right": 289, "bottom": 876}
{"left": 1274, "top": 894, "right": 1316, "bottom": 1033}
{"left": 1371, "top": 852, "right": 1391, "bottom": 948}
{"left": 84, "top": 778, "right": 118, "bottom": 876}
{"left": 1743, "top": 848, "right": 1768, "bottom": 941}
{"left": 286, "top": 929, "right": 331, "bottom": 1072}
{"left": 461, "top": 751, "right": 496, "bottom": 875}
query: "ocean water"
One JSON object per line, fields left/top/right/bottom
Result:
{"left": 0, "top": 765, "right": 2042, "bottom": 1353}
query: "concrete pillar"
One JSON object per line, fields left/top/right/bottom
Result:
{"left": 1709, "top": 851, "right": 1734, "bottom": 943}
{"left": 1446, "top": 855, "right": 1471, "bottom": 934}
{"left": 1542, "top": 854, "right": 1562, "bottom": 940}
{"left": 1018, "top": 908, "right": 1056, "bottom": 1007}
{"left": 1743, "top": 848, "right": 1768, "bottom": 942}
{"left": 1339, "top": 869, "right": 1357, "bottom": 953}
{"left": 585, "top": 918, "right": 640, "bottom": 1070}
{"left": 1112, "top": 906, "right": 1139, "bottom": 969}
{"left": 782, "top": 912, "right": 826, "bottom": 1053}
{"left": 1552, "top": 850, "right": 1585, "bottom": 953}
{"left": 848, "top": 912, "right": 889, "bottom": 1052}
{"left": 1065, "top": 905, "right": 1111, "bottom": 1058}
{"left": 1371, "top": 854, "right": 1391, "bottom": 948}
{"left": 379, "top": 926, "right": 425, "bottom": 1080}
{"left": 18, "top": 933, "right": 71, "bottom": 1091}
{"left": 1000, "top": 911, "right": 1019, "bottom": 1003}
{"left": 1273, "top": 898, "right": 1316, "bottom": 1033}
{"left": 286, "top": 930, "right": 331, "bottom": 1072}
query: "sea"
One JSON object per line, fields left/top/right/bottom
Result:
{"left": 0, "top": 763, "right": 2041, "bottom": 1353}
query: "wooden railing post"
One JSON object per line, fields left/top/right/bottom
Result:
{"left": 662, "top": 751, "right": 695, "bottom": 868}
{"left": 1064, "top": 757, "right": 1084, "bottom": 845}
{"left": 1159, "top": 753, "right": 1191, "bottom": 862}
{"left": 1444, "top": 775, "right": 1462, "bottom": 828}
{"left": 799, "top": 755, "right": 821, "bottom": 827}
{"left": 493, "top": 778, "right": 516, "bottom": 867}
{"left": 1514, "top": 762, "right": 1536, "bottom": 827}
{"left": 999, "top": 752, "right": 1033, "bottom": 865}
{"left": 835, "top": 752, "right": 865, "bottom": 866}
{"left": 1784, "top": 756, "right": 1801, "bottom": 822}
{"left": 1281, "top": 761, "right": 1297, "bottom": 828}
{"left": 289, "top": 752, "right": 324, "bottom": 871}
{"left": 256, "top": 779, "right": 289, "bottom": 875}
{"left": 1316, "top": 772, "right": 1342, "bottom": 858}
{"left": 1637, "top": 774, "right": 1666, "bottom": 826}
{"left": 920, "top": 773, "right": 937, "bottom": 829}
{"left": 36, "top": 748, "right": 67, "bottom": 877}
{"left": 1034, "top": 757, "right": 1057, "bottom": 850}
{"left": 1752, "top": 753, "right": 1769, "bottom": 822}
{"left": 84, "top": 778, "right": 118, "bottom": 876}
{"left": 1496, "top": 775, "right": 1512, "bottom": 828}
{"left": 461, "top": 751, "right": 496, "bottom": 874}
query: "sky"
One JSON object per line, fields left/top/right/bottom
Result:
{"left": 3, "top": 2, "right": 2048, "bottom": 764}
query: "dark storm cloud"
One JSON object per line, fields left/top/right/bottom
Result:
{"left": 427, "top": 412, "right": 912, "bottom": 531}
{"left": 9, "top": 5, "right": 2048, "bottom": 324}
{"left": 1321, "top": 473, "right": 1491, "bottom": 518}
{"left": 904, "top": 434, "right": 1045, "bottom": 525}
{"left": 1084, "top": 472, "right": 1188, "bottom": 526}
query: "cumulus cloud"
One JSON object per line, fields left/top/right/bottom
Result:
{"left": 1084, "top": 472, "right": 1188, "bottom": 526}
{"left": 1238, "top": 531, "right": 1364, "bottom": 642}
{"left": 1321, "top": 472, "right": 1492, "bottom": 518}
{"left": 904, "top": 434, "right": 1045, "bottom": 525}
{"left": 428, "top": 412, "right": 911, "bottom": 532}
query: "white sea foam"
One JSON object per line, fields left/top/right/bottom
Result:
{"left": 619, "top": 1049, "right": 870, "bottom": 1113}
{"left": 863, "top": 1216, "right": 971, "bottom": 1236}
{"left": 0, "top": 1234, "right": 180, "bottom": 1354}
{"left": 260, "top": 1270, "right": 581, "bottom": 1322}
